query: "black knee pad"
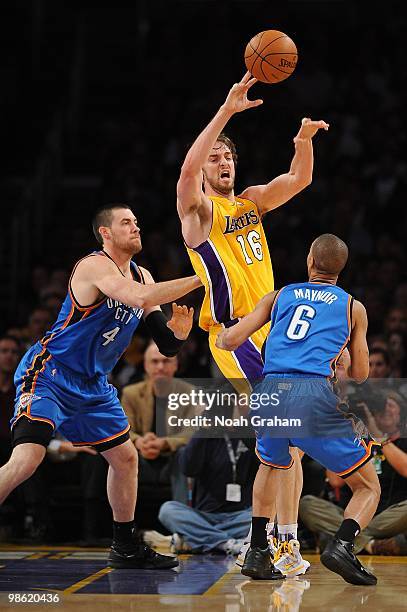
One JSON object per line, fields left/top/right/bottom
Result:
{"left": 90, "top": 431, "right": 130, "bottom": 453}
{"left": 11, "top": 416, "right": 54, "bottom": 448}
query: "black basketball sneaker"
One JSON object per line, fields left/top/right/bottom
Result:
{"left": 320, "top": 538, "right": 377, "bottom": 585}
{"left": 108, "top": 540, "right": 179, "bottom": 569}
{"left": 241, "top": 546, "right": 285, "bottom": 580}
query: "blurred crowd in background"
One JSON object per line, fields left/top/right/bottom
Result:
{"left": 1, "top": 1, "right": 406, "bottom": 551}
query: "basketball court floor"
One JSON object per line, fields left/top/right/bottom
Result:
{"left": 1, "top": 545, "right": 406, "bottom": 611}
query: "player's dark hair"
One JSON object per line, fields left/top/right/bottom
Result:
{"left": 92, "top": 203, "right": 133, "bottom": 245}
{"left": 311, "top": 234, "right": 349, "bottom": 276}
{"left": 217, "top": 133, "right": 238, "bottom": 165}
{"left": 370, "top": 347, "right": 390, "bottom": 366}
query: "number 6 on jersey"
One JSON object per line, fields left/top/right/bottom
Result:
{"left": 286, "top": 304, "right": 316, "bottom": 340}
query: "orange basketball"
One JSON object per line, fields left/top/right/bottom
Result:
{"left": 244, "top": 30, "right": 298, "bottom": 84}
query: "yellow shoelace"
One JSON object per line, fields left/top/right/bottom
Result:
{"left": 274, "top": 540, "right": 290, "bottom": 563}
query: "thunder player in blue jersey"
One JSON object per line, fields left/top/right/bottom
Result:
{"left": 216, "top": 234, "right": 381, "bottom": 585}
{"left": 0, "top": 204, "right": 201, "bottom": 570}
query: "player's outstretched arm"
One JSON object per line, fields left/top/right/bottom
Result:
{"left": 240, "top": 117, "right": 329, "bottom": 215}
{"left": 347, "top": 300, "right": 369, "bottom": 383}
{"left": 216, "top": 291, "right": 277, "bottom": 351}
{"left": 177, "top": 72, "right": 262, "bottom": 220}
{"left": 139, "top": 267, "right": 194, "bottom": 356}
{"left": 99, "top": 274, "right": 201, "bottom": 311}
{"left": 75, "top": 257, "right": 202, "bottom": 311}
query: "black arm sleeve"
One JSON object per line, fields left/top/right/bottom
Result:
{"left": 144, "top": 310, "right": 185, "bottom": 357}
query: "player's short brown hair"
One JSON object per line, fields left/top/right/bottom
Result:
{"left": 92, "top": 204, "right": 133, "bottom": 245}
{"left": 216, "top": 133, "right": 238, "bottom": 166}
{"left": 311, "top": 234, "right": 349, "bottom": 275}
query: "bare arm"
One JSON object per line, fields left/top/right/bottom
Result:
{"left": 139, "top": 266, "right": 163, "bottom": 317}
{"left": 381, "top": 442, "right": 407, "bottom": 478}
{"left": 177, "top": 72, "right": 263, "bottom": 246}
{"left": 74, "top": 257, "right": 201, "bottom": 311}
{"left": 347, "top": 300, "right": 369, "bottom": 383}
{"left": 176, "top": 103, "right": 230, "bottom": 219}
{"left": 216, "top": 291, "right": 278, "bottom": 351}
{"left": 241, "top": 118, "right": 329, "bottom": 215}
{"left": 177, "top": 72, "right": 262, "bottom": 217}
{"left": 362, "top": 403, "right": 407, "bottom": 477}
{"left": 140, "top": 266, "right": 194, "bottom": 343}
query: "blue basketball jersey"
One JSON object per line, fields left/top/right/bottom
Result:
{"left": 40, "top": 252, "right": 144, "bottom": 377}
{"left": 263, "top": 282, "right": 352, "bottom": 378}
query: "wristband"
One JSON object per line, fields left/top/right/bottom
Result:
{"left": 145, "top": 310, "right": 185, "bottom": 357}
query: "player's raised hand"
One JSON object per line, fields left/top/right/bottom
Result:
{"left": 166, "top": 303, "right": 194, "bottom": 340}
{"left": 222, "top": 72, "right": 263, "bottom": 115}
{"left": 294, "top": 117, "right": 330, "bottom": 142}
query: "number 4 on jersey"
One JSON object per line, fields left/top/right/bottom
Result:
{"left": 286, "top": 305, "right": 316, "bottom": 340}
{"left": 102, "top": 326, "right": 120, "bottom": 346}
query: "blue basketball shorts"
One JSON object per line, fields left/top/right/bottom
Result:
{"left": 11, "top": 342, "right": 130, "bottom": 447}
{"left": 251, "top": 375, "right": 379, "bottom": 477}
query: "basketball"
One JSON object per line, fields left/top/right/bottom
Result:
{"left": 244, "top": 30, "right": 298, "bottom": 84}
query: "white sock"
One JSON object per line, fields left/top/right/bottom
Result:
{"left": 267, "top": 521, "right": 275, "bottom": 537}
{"left": 245, "top": 526, "right": 252, "bottom": 543}
{"left": 278, "top": 523, "right": 298, "bottom": 542}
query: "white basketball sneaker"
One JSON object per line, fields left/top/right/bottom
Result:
{"left": 273, "top": 539, "right": 310, "bottom": 577}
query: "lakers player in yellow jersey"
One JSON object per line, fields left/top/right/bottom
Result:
{"left": 176, "top": 72, "right": 329, "bottom": 575}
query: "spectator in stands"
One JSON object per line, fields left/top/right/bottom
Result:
{"left": 17, "top": 307, "right": 53, "bottom": 350}
{"left": 112, "top": 335, "right": 146, "bottom": 390}
{"left": 0, "top": 336, "right": 21, "bottom": 465}
{"left": 21, "top": 435, "right": 97, "bottom": 543}
{"left": 300, "top": 389, "right": 407, "bottom": 556}
{"left": 368, "top": 334, "right": 389, "bottom": 353}
{"left": 384, "top": 306, "right": 407, "bottom": 336}
{"left": 38, "top": 268, "right": 68, "bottom": 317}
{"left": 387, "top": 331, "right": 406, "bottom": 377}
{"left": 0, "top": 332, "right": 99, "bottom": 543}
{"left": 39, "top": 289, "right": 66, "bottom": 319}
{"left": 367, "top": 347, "right": 400, "bottom": 395}
{"left": 49, "top": 268, "right": 69, "bottom": 290}
{"left": 121, "top": 341, "right": 197, "bottom": 514}
{"left": 158, "top": 432, "right": 258, "bottom": 555}
{"left": 29, "top": 267, "right": 49, "bottom": 302}
{"left": 369, "top": 348, "right": 391, "bottom": 379}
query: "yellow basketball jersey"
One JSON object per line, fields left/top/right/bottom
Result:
{"left": 186, "top": 196, "right": 274, "bottom": 331}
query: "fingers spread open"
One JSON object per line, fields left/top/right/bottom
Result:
{"left": 241, "top": 71, "right": 252, "bottom": 84}
{"left": 245, "top": 77, "right": 258, "bottom": 90}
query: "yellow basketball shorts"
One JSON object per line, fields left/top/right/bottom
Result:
{"left": 208, "top": 322, "right": 269, "bottom": 393}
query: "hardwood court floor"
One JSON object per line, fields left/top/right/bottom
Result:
{"left": 0, "top": 546, "right": 406, "bottom": 611}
